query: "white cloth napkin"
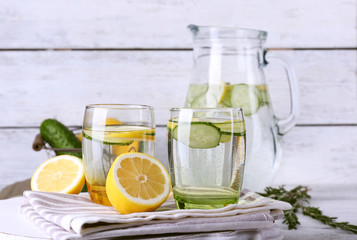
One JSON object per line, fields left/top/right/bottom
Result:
{"left": 19, "top": 189, "right": 291, "bottom": 240}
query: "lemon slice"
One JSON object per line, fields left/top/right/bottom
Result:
{"left": 219, "top": 85, "right": 233, "bottom": 107}
{"left": 106, "top": 153, "right": 171, "bottom": 214}
{"left": 82, "top": 126, "right": 155, "bottom": 145}
{"left": 106, "top": 126, "right": 155, "bottom": 141}
{"left": 31, "top": 155, "right": 85, "bottom": 194}
{"left": 78, "top": 118, "right": 124, "bottom": 142}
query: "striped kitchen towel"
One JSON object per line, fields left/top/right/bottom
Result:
{"left": 19, "top": 189, "right": 291, "bottom": 240}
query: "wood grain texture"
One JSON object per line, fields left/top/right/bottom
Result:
{"left": 273, "top": 126, "right": 357, "bottom": 186}
{"left": 1, "top": 126, "right": 357, "bottom": 191}
{"left": 0, "top": 128, "right": 47, "bottom": 191}
{"left": 0, "top": 50, "right": 356, "bottom": 126}
{"left": 279, "top": 184, "right": 357, "bottom": 239}
{"left": 0, "top": 0, "right": 355, "bottom": 49}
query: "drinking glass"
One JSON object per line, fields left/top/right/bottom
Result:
{"left": 82, "top": 104, "right": 155, "bottom": 205}
{"left": 167, "top": 108, "right": 246, "bottom": 209}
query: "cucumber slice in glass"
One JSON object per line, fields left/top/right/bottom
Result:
{"left": 82, "top": 130, "right": 134, "bottom": 145}
{"left": 212, "top": 121, "right": 246, "bottom": 136}
{"left": 230, "top": 84, "right": 261, "bottom": 116}
{"left": 219, "top": 133, "right": 232, "bottom": 143}
{"left": 172, "top": 122, "right": 221, "bottom": 149}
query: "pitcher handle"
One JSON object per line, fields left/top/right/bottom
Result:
{"left": 266, "top": 55, "right": 300, "bottom": 136}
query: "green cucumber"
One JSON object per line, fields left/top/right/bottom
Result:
{"left": 40, "top": 119, "right": 82, "bottom": 158}
{"left": 219, "top": 133, "right": 232, "bottom": 143}
{"left": 212, "top": 121, "right": 246, "bottom": 136}
{"left": 230, "top": 84, "right": 261, "bottom": 116}
{"left": 185, "top": 84, "right": 209, "bottom": 107}
{"left": 191, "top": 83, "right": 226, "bottom": 107}
{"left": 191, "top": 93, "right": 218, "bottom": 108}
{"left": 172, "top": 122, "right": 221, "bottom": 149}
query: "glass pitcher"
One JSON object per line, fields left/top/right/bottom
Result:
{"left": 185, "top": 25, "right": 299, "bottom": 192}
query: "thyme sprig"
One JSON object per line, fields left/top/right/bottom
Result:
{"left": 259, "top": 185, "right": 357, "bottom": 234}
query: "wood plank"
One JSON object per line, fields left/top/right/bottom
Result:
{"left": 266, "top": 50, "right": 357, "bottom": 124}
{"left": 272, "top": 126, "right": 357, "bottom": 186}
{"left": 0, "top": 50, "right": 355, "bottom": 126}
{"left": 1, "top": 126, "right": 357, "bottom": 191}
{"left": 278, "top": 184, "right": 357, "bottom": 238}
{"left": 0, "top": 0, "right": 355, "bottom": 49}
{"left": 0, "top": 129, "right": 46, "bottom": 191}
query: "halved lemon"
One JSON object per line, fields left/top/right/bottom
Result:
{"left": 31, "top": 155, "right": 85, "bottom": 194}
{"left": 106, "top": 153, "right": 171, "bottom": 214}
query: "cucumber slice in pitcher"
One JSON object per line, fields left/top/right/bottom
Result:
{"left": 172, "top": 122, "right": 221, "bottom": 149}
{"left": 185, "top": 84, "right": 209, "bottom": 107}
{"left": 190, "top": 82, "right": 227, "bottom": 108}
{"left": 256, "top": 84, "right": 269, "bottom": 106}
{"left": 230, "top": 84, "right": 261, "bottom": 116}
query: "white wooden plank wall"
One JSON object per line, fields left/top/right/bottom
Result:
{"left": 0, "top": 0, "right": 356, "bottom": 48}
{"left": 0, "top": 1, "right": 356, "bottom": 191}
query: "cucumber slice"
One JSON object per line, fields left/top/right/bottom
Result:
{"left": 190, "top": 82, "right": 226, "bottom": 108}
{"left": 185, "top": 84, "right": 209, "bottom": 107}
{"left": 172, "top": 122, "right": 221, "bottom": 149}
{"left": 82, "top": 130, "right": 134, "bottom": 146}
{"left": 230, "top": 84, "right": 261, "bottom": 116}
{"left": 191, "top": 92, "right": 218, "bottom": 108}
{"left": 256, "top": 84, "right": 269, "bottom": 106}
{"left": 213, "top": 121, "right": 246, "bottom": 136}
{"left": 168, "top": 118, "right": 204, "bottom": 132}
{"left": 220, "top": 133, "right": 232, "bottom": 143}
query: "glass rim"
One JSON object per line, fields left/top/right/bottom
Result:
{"left": 85, "top": 104, "right": 154, "bottom": 110}
{"left": 170, "top": 107, "right": 244, "bottom": 113}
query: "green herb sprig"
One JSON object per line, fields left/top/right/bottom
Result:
{"left": 259, "top": 185, "right": 357, "bottom": 234}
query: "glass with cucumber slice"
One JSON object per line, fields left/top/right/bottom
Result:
{"left": 168, "top": 108, "right": 246, "bottom": 210}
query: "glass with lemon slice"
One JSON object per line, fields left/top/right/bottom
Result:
{"left": 82, "top": 104, "right": 155, "bottom": 206}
